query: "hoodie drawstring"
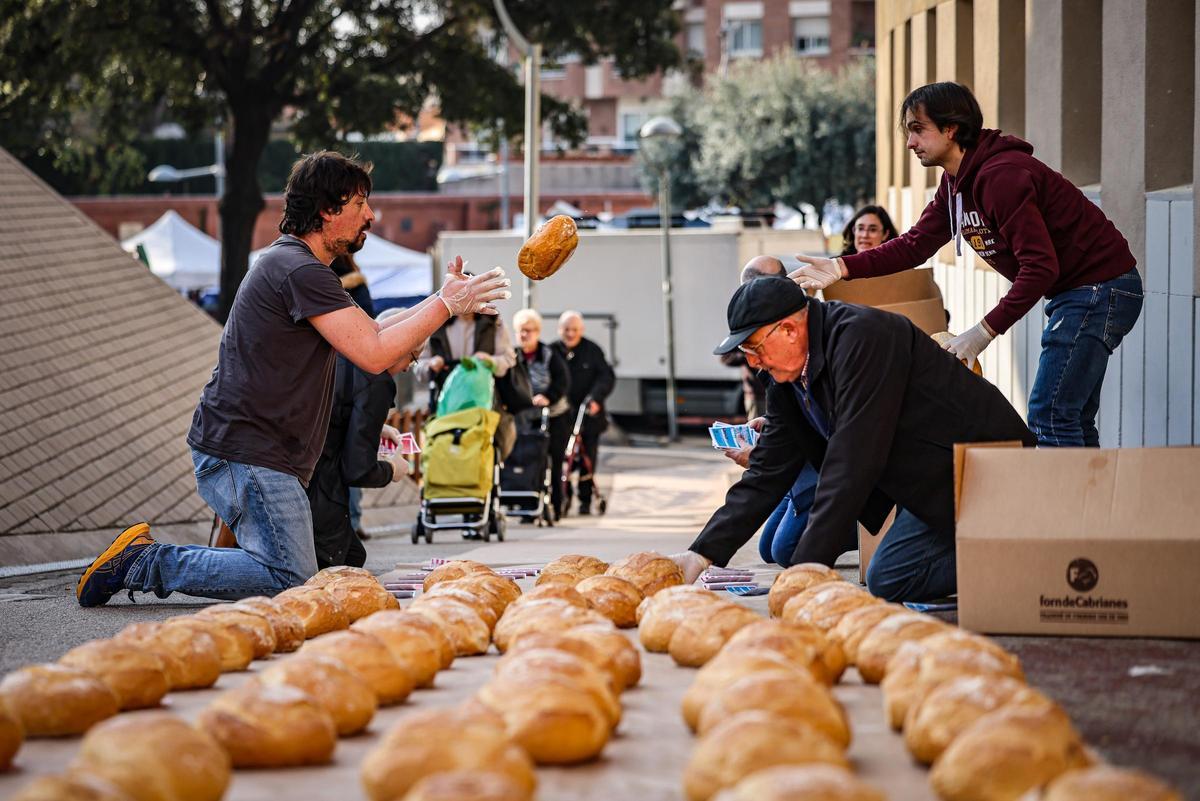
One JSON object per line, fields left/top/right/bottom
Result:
{"left": 948, "top": 185, "right": 964, "bottom": 257}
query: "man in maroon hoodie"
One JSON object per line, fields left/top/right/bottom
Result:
{"left": 793, "top": 82, "right": 1144, "bottom": 447}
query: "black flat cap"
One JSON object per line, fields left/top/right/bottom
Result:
{"left": 712, "top": 276, "right": 809, "bottom": 355}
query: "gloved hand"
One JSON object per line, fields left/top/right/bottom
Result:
{"left": 380, "top": 424, "right": 402, "bottom": 447}
{"left": 387, "top": 451, "right": 412, "bottom": 483}
{"left": 941, "top": 322, "right": 995, "bottom": 370}
{"left": 789, "top": 255, "right": 846, "bottom": 291}
{"left": 668, "top": 550, "right": 713, "bottom": 584}
{"left": 439, "top": 259, "right": 511, "bottom": 316}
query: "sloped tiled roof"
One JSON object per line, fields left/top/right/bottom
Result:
{"left": 0, "top": 148, "right": 222, "bottom": 567}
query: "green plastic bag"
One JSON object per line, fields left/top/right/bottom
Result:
{"left": 435, "top": 356, "right": 496, "bottom": 417}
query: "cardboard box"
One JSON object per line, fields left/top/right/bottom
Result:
{"left": 858, "top": 509, "right": 895, "bottom": 584}
{"left": 954, "top": 443, "right": 1200, "bottom": 639}
{"left": 822, "top": 268, "right": 948, "bottom": 335}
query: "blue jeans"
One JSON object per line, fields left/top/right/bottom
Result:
{"left": 348, "top": 486, "right": 363, "bottom": 530}
{"left": 1028, "top": 268, "right": 1144, "bottom": 447}
{"left": 865, "top": 507, "right": 957, "bottom": 602}
{"left": 758, "top": 463, "right": 856, "bottom": 568}
{"left": 125, "top": 449, "right": 319, "bottom": 600}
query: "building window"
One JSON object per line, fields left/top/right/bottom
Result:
{"left": 686, "top": 21, "right": 706, "bottom": 58}
{"left": 619, "top": 112, "right": 653, "bottom": 146}
{"left": 726, "top": 19, "right": 763, "bottom": 57}
{"left": 793, "top": 16, "right": 831, "bottom": 56}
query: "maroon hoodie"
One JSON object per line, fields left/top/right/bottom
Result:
{"left": 842, "top": 129, "right": 1135, "bottom": 335}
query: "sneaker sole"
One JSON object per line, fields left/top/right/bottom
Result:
{"left": 76, "top": 522, "right": 151, "bottom": 601}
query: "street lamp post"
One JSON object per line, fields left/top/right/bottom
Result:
{"left": 493, "top": 0, "right": 540, "bottom": 309}
{"left": 639, "top": 115, "right": 683, "bottom": 443}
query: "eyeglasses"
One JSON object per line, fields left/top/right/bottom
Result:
{"left": 854, "top": 224, "right": 883, "bottom": 234}
{"left": 738, "top": 321, "right": 784, "bottom": 357}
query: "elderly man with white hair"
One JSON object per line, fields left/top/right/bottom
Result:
{"left": 552, "top": 310, "right": 615, "bottom": 516}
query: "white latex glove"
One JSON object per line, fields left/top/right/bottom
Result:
{"left": 380, "top": 424, "right": 402, "bottom": 447}
{"left": 387, "top": 451, "right": 412, "bottom": 483}
{"left": 669, "top": 551, "right": 713, "bottom": 584}
{"left": 439, "top": 260, "right": 511, "bottom": 316}
{"left": 788, "top": 254, "right": 846, "bottom": 291}
{"left": 941, "top": 322, "right": 995, "bottom": 370}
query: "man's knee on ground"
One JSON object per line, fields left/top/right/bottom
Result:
{"left": 865, "top": 561, "right": 907, "bottom": 602}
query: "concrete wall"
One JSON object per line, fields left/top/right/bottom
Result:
{"left": 876, "top": 0, "right": 1197, "bottom": 446}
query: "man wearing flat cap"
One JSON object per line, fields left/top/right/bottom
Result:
{"left": 669, "top": 277, "right": 1036, "bottom": 602}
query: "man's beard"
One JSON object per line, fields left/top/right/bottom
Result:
{"left": 331, "top": 229, "right": 367, "bottom": 256}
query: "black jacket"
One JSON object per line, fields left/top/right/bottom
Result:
{"left": 307, "top": 356, "right": 395, "bottom": 568}
{"left": 553, "top": 336, "right": 615, "bottom": 408}
{"left": 522, "top": 341, "right": 571, "bottom": 406}
{"left": 690, "top": 299, "right": 1036, "bottom": 566}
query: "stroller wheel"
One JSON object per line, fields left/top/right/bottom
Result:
{"left": 488, "top": 512, "right": 506, "bottom": 541}
{"left": 412, "top": 517, "right": 426, "bottom": 544}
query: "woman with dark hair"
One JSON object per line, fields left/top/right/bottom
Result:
{"left": 839, "top": 205, "right": 900, "bottom": 256}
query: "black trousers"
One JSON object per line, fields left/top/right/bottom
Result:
{"left": 548, "top": 413, "right": 572, "bottom": 515}
{"left": 576, "top": 414, "right": 604, "bottom": 506}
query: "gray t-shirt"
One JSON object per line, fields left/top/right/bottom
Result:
{"left": 188, "top": 236, "right": 355, "bottom": 483}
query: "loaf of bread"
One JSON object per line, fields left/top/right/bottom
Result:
{"left": 0, "top": 696, "right": 23, "bottom": 770}
{"left": 638, "top": 586, "right": 726, "bottom": 652}
{"left": 0, "top": 664, "right": 118, "bottom": 736}
{"left": 854, "top": 612, "right": 949, "bottom": 684}
{"left": 575, "top": 575, "right": 644, "bottom": 627}
{"left": 58, "top": 639, "right": 170, "bottom": 710}
{"left": 827, "top": 603, "right": 907, "bottom": 665}
{"left": 401, "top": 770, "right": 534, "bottom": 801}
{"left": 636, "top": 583, "right": 712, "bottom": 624}
{"left": 71, "top": 710, "right": 230, "bottom": 801}
{"left": 352, "top": 610, "right": 444, "bottom": 687}
{"left": 1039, "top": 765, "right": 1183, "bottom": 801}
{"left": 363, "top": 609, "right": 455, "bottom": 670}
{"left": 561, "top": 624, "right": 643, "bottom": 691}
{"left": 475, "top": 679, "right": 610, "bottom": 764}
{"left": 299, "top": 629, "right": 414, "bottom": 705}
{"left": 505, "top": 631, "right": 613, "bottom": 690}
{"left": 197, "top": 683, "right": 337, "bottom": 768}
{"left": 455, "top": 573, "right": 522, "bottom": 613}
{"left": 9, "top": 773, "right": 137, "bottom": 801}
{"left": 115, "top": 621, "right": 221, "bottom": 689}
{"left": 932, "top": 331, "right": 985, "bottom": 376}
{"left": 409, "top": 596, "right": 492, "bottom": 656}
{"left": 305, "top": 565, "right": 377, "bottom": 587}
{"left": 881, "top": 631, "right": 1023, "bottom": 730}
{"left": 513, "top": 582, "right": 590, "bottom": 608}
{"left": 162, "top": 616, "right": 255, "bottom": 672}
{"left": 782, "top": 582, "right": 880, "bottom": 631}
{"left": 492, "top": 598, "right": 614, "bottom": 653}
{"left": 517, "top": 214, "right": 578, "bottom": 281}
{"left": 929, "top": 705, "right": 1092, "bottom": 801}
{"left": 696, "top": 669, "right": 849, "bottom": 747}
{"left": 194, "top": 606, "right": 277, "bottom": 658}
{"left": 232, "top": 596, "right": 306, "bottom": 653}
{"left": 359, "top": 706, "right": 536, "bottom": 801}
{"left": 725, "top": 619, "right": 846, "bottom": 685}
{"left": 422, "top": 584, "right": 500, "bottom": 629}
{"left": 711, "top": 764, "right": 885, "bottom": 801}
{"left": 536, "top": 554, "right": 609, "bottom": 586}
{"left": 681, "top": 648, "right": 817, "bottom": 730}
{"left": 258, "top": 653, "right": 377, "bottom": 735}
{"left": 274, "top": 585, "right": 351, "bottom": 638}
{"left": 604, "top": 551, "right": 684, "bottom": 597}
{"left": 321, "top": 576, "right": 400, "bottom": 621}
{"left": 493, "top": 647, "right": 621, "bottom": 727}
{"left": 767, "top": 564, "right": 844, "bottom": 617}
{"left": 683, "top": 711, "right": 849, "bottom": 801}
{"left": 423, "top": 560, "right": 496, "bottom": 593}
{"left": 904, "top": 674, "right": 1053, "bottom": 765}
{"left": 669, "top": 602, "right": 762, "bottom": 667}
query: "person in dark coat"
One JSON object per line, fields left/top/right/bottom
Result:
{"left": 307, "top": 333, "right": 418, "bottom": 568}
{"left": 553, "top": 310, "right": 615, "bottom": 516}
{"left": 513, "top": 309, "right": 572, "bottom": 517}
{"left": 668, "top": 277, "right": 1037, "bottom": 602}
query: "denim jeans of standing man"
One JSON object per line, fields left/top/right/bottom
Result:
{"left": 1027, "top": 267, "right": 1144, "bottom": 447}
{"left": 124, "top": 449, "right": 318, "bottom": 600}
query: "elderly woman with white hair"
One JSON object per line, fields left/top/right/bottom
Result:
{"left": 513, "top": 308, "right": 572, "bottom": 519}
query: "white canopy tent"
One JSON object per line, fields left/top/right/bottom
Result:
{"left": 120, "top": 210, "right": 220, "bottom": 292}
{"left": 250, "top": 231, "right": 433, "bottom": 300}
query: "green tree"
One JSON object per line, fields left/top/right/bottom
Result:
{"left": 0, "top": 1, "right": 681, "bottom": 321}
{"left": 636, "top": 55, "right": 875, "bottom": 216}
{"left": 634, "top": 89, "right": 709, "bottom": 211}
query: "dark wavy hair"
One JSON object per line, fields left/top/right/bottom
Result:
{"left": 900, "top": 82, "right": 984, "bottom": 150}
{"left": 839, "top": 205, "right": 900, "bottom": 256}
{"left": 279, "top": 151, "right": 373, "bottom": 237}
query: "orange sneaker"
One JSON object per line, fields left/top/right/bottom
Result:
{"left": 76, "top": 523, "right": 155, "bottom": 607}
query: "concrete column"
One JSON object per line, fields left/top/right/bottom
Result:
{"left": 1025, "top": 0, "right": 1101, "bottom": 184}
{"left": 892, "top": 20, "right": 911, "bottom": 191}
{"left": 910, "top": 8, "right": 938, "bottom": 196}
{"left": 935, "top": 0, "right": 973, "bottom": 84}
{"left": 973, "top": 0, "right": 1025, "bottom": 136}
{"left": 876, "top": 17, "right": 893, "bottom": 204}
{"left": 1102, "top": 0, "right": 1195, "bottom": 268}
